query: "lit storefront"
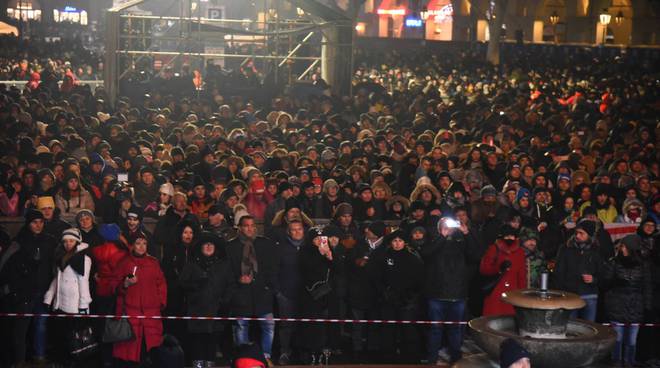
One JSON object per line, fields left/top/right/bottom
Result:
{"left": 53, "top": 6, "right": 88, "bottom": 25}
{"left": 421, "top": 0, "right": 453, "bottom": 41}
{"left": 7, "top": 1, "right": 42, "bottom": 21}
{"left": 376, "top": 0, "right": 408, "bottom": 38}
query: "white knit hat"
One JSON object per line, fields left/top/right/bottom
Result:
{"left": 159, "top": 182, "right": 175, "bottom": 197}
{"left": 62, "top": 228, "right": 82, "bottom": 243}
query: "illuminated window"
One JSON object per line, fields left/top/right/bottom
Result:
{"left": 53, "top": 8, "right": 87, "bottom": 24}
{"left": 577, "top": 0, "right": 589, "bottom": 16}
{"left": 461, "top": 0, "right": 471, "bottom": 16}
{"left": 365, "top": 0, "right": 374, "bottom": 13}
{"left": 8, "top": 2, "right": 41, "bottom": 21}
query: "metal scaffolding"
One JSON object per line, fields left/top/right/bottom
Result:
{"left": 104, "top": 0, "right": 354, "bottom": 104}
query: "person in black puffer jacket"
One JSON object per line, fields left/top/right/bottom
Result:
{"left": 636, "top": 216, "right": 660, "bottom": 363}
{"left": 179, "top": 231, "right": 231, "bottom": 368}
{"left": 552, "top": 220, "right": 604, "bottom": 322}
{"left": 602, "top": 234, "right": 652, "bottom": 367}
{"left": 373, "top": 230, "right": 424, "bottom": 364}
{"left": 298, "top": 227, "right": 335, "bottom": 365}
{"left": 0, "top": 209, "right": 57, "bottom": 366}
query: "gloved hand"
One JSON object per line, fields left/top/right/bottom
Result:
{"left": 500, "top": 260, "right": 512, "bottom": 273}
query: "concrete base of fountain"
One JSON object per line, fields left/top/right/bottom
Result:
{"left": 467, "top": 315, "right": 616, "bottom": 368}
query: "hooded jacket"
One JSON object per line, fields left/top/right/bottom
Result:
{"left": 552, "top": 235, "right": 604, "bottom": 296}
{"left": 602, "top": 254, "right": 652, "bottom": 323}
{"left": 43, "top": 242, "right": 92, "bottom": 313}
{"left": 179, "top": 233, "right": 232, "bottom": 333}
{"left": 0, "top": 227, "right": 57, "bottom": 312}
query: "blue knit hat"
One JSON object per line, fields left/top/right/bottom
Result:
{"left": 516, "top": 188, "right": 531, "bottom": 202}
{"left": 99, "top": 223, "right": 121, "bottom": 242}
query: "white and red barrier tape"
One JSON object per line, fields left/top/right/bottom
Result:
{"left": 0, "top": 313, "right": 658, "bottom": 327}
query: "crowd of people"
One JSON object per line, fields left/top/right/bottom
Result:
{"left": 0, "top": 35, "right": 102, "bottom": 91}
{"left": 0, "top": 34, "right": 658, "bottom": 368}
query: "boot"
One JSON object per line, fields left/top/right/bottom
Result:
{"left": 192, "top": 360, "right": 205, "bottom": 368}
{"left": 205, "top": 360, "right": 215, "bottom": 367}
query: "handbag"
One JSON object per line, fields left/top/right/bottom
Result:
{"left": 69, "top": 323, "right": 99, "bottom": 358}
{"left": 102, "top": 298, "right": 135, "bottom": 343}
{"left": 307, "top": 269, "right": 333, "bottom": 301}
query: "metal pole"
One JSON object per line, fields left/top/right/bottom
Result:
{"left": 117, "top": 50, "right": 321, "bottom": 60}
{"left": 298, "top": 59, "right": 319, "bottom": 80}
{"left": 278, "top": 31, "right": 314, "bottom": 67}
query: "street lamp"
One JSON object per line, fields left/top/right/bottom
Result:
{"left": 549, "top": 11, "right": 559, "bottom": 44}
{"left": 614, "top": 10, "right": 624, "bottom": 25}
{"left": 549, "top": 11, "right": 559, "bottom": 25}
{"left": 599, "top": 9, "right": 611, "bottom": 44}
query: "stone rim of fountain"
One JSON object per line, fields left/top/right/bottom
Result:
{"left": 502, "top": 288, "right": 586, "bottom": 310}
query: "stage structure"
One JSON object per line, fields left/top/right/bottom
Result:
{"left": 104, "top": 0, "right": 354, "bottom": 104}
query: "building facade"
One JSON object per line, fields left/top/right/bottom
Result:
{"left": 357, "top": 0, "right": 660, "bottom": 45}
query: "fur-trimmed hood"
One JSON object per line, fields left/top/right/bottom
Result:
{"left": 410, "top": 183, "right": 442, "bottom": 204}
{"left": 272, "top": 209, "right": 315, "bottom": 228}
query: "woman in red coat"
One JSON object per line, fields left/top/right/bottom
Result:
{"left": 112, "top": 232, "right": 167, "bottom": 365}
{"left": 479, "top": 225, "right": 527, "bottom": 316}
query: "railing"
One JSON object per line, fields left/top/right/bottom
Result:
{"left": 0, "top": 80, "right": 104, "bottom": 88}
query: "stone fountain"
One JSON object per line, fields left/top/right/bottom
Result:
{"left": 463, "top": 273, "right": 616, "bottom": 368}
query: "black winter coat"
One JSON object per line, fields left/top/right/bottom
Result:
{"left": 420, "top": 231, "right": 482, "bottom": 300}
{"left": 179, "top": 255, "right": 232, "bottom": 333}
{"left": 43, "top": 216, "right": 71, "bottom": 240}
{"left": 602, "top": 256, "right": 652, "bottom": 323}
{"left": 299, "top": 244, "right": 334, "bottom": 351}
{"left": 81, "top": 226, "right": 105, "bottom": 248}
{"left": 0, "top": 228, "right": 57, "bottom": 312}
{"left": 226, "top": 236, "right": 278, "bottom": 316}
{"left": 300, "top": 245, "right": 334, "bottom": 310}
{"left": 552, "top": 237, "right": 604, "bottom": 296}
{"left": 373, "top": 246, "right": 424, "bottom": 307}
{"left": 638, "top": 229, "right": 660, "bottom": 310}
{"left": 346, "top": 238, "right": 386, "bottom": 309}
{"left": 163, "top": 242, "right": 195, "bottom": 316}
{"left": 275, "top": 238, "right": 303, "bottom": 300}
{"left": 153, "top": 208, "right": 198, "bottom": 261}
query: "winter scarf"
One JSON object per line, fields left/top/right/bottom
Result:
{"left": 54, "top": 244, "right": 86, "bottom": 275}
{"left": 239, "top": 233, "right": 258, "bottom": 276}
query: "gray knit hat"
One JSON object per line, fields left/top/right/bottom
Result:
{"left": 75, "top": 209, "right": 95, "bottom": 225}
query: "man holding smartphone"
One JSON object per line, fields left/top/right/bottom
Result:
{"left": 422, "top": 217, "right": 481, "bottom": 365}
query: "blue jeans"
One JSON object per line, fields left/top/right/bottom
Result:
{"left": 32, "top": 301, "right": 48, "bottom": 358}
{"left": 611, "top": 322, "right": 639, "bottom": 364}
{"left": 427, "top": 299, "right": 465, "bottom": 363}
{"left": 570, "top": 294, "right": 597, "bottom": 322}
{"left": 233, "top": 313, "right": 275, "bottom": 358}
{"left": 12, "top": 300, "right": 48, "bottom": 363}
